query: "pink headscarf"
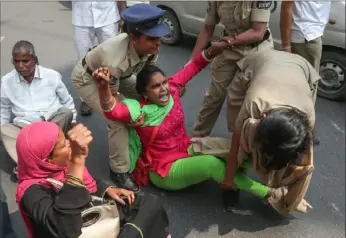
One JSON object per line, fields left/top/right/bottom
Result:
{"left": 15, "top": 122, "right": 97, "bottom": 237}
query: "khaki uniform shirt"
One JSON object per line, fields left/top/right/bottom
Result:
{"left": 205, "top": 1, "right": 272, "bottom": 37}
{"left": 85, "top": 33, "right": 157, "bottom": 88}
{"left": 227, "top": 50, "right": 321, "bottom": 213}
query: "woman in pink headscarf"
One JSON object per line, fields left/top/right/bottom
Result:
{"left": 15, "top": 122, "right": 170, "bottom": 238}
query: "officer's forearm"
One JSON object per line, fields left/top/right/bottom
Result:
{"left": 98, "top": 86, "right": 116, "bottom": 111}
{"left": 225, "top": 131, "right": 241, "bottom": 181}
{"left": 280, "top": 1, "right": 294, "bottom": 48}
{"left": 190, "top": 24, "right": 215, "bottom": 60}
{"left": 227, "top": 22, "right": 266, "bottom": 47}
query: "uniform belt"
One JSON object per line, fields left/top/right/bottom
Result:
{"left": 81, "top": 57, "right": 93, "bottom": 76}
{"left": 81, "top": 56, "right": 132, "bottom": 80}
{"left": 224, "top": 30, "right": 270, "bottom": 48}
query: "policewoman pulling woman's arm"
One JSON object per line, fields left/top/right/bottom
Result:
{"left": 71, "top": 4, "right": 170, "bottom": 193}
{"left": 190, "top": 1, "right": 274, "bottom": 138}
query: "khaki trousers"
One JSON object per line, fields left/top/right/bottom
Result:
{"left": 71, "top": 61, "right": 140, "bottom": 173}
{"left": 0, "top": 107, "right": 73, "bottom": 163}
{"left": 291, "top": 37, "right": 322, "bottom": 72}
{"left": 193, "top": 40, "right": 274, "bottom": 137}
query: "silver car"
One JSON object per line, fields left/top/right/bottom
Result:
{"left": 151, "top": 1, "right": 346, "bottom": 101}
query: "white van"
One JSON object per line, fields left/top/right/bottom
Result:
{"left": 151, "top": 1, "right": 346, "bottom": 101}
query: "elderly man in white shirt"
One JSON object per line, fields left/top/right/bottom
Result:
{"left": 72, "top": 1, "right": 126, "bottom": 116}
{"left": 280, "top": 1, "right": 331, "bottom": 71}
{"left": 0, "top": 40, "right": 77, "bottom": 164}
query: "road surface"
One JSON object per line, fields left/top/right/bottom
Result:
{"left": 0, "top": 2, "right": 345, "bottom": 238}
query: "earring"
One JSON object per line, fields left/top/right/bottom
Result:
{"left": 144, "top": 96, "right": 148, "bottom": 101}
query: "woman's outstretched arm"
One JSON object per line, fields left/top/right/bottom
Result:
{"left": 169, "top": 41, "right": 228, "bottom": 88}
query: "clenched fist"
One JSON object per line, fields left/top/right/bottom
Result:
{"left": 67, "top": 124, "right": 93, "bottom": 161}
{"left": 92, "top": 67, "right": 111, "bottom": 88}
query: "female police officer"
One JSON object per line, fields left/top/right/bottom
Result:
{"left": 190, "top": 1, "right": 274, "bottom": 137}
{"left": 71, "top": 4, "right": 169, "bottom": 192}
{"left": 223, "top": 49, "right": 320, "bottom": 213}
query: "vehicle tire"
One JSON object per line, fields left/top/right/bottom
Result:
{"left": 59, "top": 1, "right": 72, "bottom": 9}
{"left": 318, "top": 50, "right": 346, "bottom": 101}
{"left": 160, "top": 9, "right": 182, "bottom": 45}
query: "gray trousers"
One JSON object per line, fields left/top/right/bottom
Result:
{"left": 291, "top": 37, "right": 322, "bottom": 72}
{"left": 0, "top": 107, "right": 73, "bottom": 163}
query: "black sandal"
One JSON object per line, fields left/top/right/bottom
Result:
{"left": 80, "top": 102, "right": 92, "bottom": 116}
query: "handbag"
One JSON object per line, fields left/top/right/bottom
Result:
{"left": 46, "top": 178, "right": 120, "bottom": 238}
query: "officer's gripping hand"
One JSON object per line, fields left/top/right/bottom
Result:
{"left": 92, "top": 67, "right": 110, "bottom": 88}
{"left": 206, "top": 40, "right": 230, "bottom": 59}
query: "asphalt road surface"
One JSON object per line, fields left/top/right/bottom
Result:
{"left": 1, "top": 2, "right": 345, "bottom": 238}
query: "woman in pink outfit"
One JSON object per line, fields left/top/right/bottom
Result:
{"left": 94, "top": 41, "right": 276, "bottom": 210}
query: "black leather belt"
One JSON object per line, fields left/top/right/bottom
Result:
{"left": 224, "top": 30, "right": 270, "bottom": 48}
{"left": 81, "top": 57, "right": 93, "bottom": 76}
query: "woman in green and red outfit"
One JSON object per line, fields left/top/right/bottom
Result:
{"left": 93, "top": 42, "right": 278, "bottom": 209}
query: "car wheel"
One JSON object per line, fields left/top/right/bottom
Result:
{"left": 160, "top": 9, "right": 182, "bottom": 45}
{"left": 318, "top": 50, "right": 346, "bottom": 101}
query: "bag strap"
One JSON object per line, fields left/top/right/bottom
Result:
{"left": 123, "top": 223, "right": 144, "bottom": 238}
{"left": 46, "top": 178, "right": 63, "bottom": 187}
{"left": 45, "top": 178, "right": 103, "bottom": 202}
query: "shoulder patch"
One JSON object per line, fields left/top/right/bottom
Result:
{"left": 206, "top": 1, "right": 211, "bottom": 13}
{"left": 256, "top": 1, "right": 272, "bottom": 9}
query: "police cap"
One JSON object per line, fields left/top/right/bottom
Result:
{"left": 121, "top": 4, "right": 169, "bottom": 37}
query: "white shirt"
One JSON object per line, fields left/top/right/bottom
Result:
{"left": 291, "top": 1, "right": 331, "bottom": 43}
{"left": 0, "top": 65, "right": 77, "bottom": 125}
{"left": 72, "top": 1, "right": 120, "bottom": 28}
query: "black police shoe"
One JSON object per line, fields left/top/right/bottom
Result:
{"left": 222, "top": 190, "right": 240, "bottom": 212}
{"left": 110, "top": 171, "right": 140, "bottom": 193}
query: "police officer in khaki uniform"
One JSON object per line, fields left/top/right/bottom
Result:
{"left": 190, "top": 1, "right": 274, "bottom": 137}
{"left": 71, "top": 4, "right": 169, "bottom": 192}
{"left": 222, "top": 49, "right": 320, "bottom": 213}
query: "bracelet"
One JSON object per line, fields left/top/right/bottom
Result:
{"left": 66, "top": 180, "right": 85, "bottom": 188}
{"left": 66, "top": 174, "right": 84, "bottom": 185}
{"left": 101, "top": 96, "right": 114, "bottom": 104}
{"left": 280, "top": 46, "right": 291, "bottom": 50}
{"left": 102, "top": 97, "right": 116, "bottom": 112}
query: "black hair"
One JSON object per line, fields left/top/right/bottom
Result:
{"left": 254, "top": 107, "right": 313, "bottom": 170}
{"left": 12, "top": 40, "right": 39, "bottom": 64}
{"left": 136, "top": 64, "right": 165, "bottom": 95}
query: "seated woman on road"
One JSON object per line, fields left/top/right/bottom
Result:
{"left": 222, "top": 50, "right": 320, "bottom": 214}
{"left": 94, "top": 42, "right": 281, "bottom": 209}
{"left": 16, "top": 122, "right": 170, "bottom": 238}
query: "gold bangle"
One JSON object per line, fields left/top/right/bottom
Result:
{"left": 66, "top": 174, "right": 84, "bottom": 184}
{"left": 102, "top": 97, "right": 116, "bottom": 112}
{"left": 65, "top": 180, "right": 85, "bottom": 188}
{"left": 101, "top": 96, "right": 114, "bottom": 104}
